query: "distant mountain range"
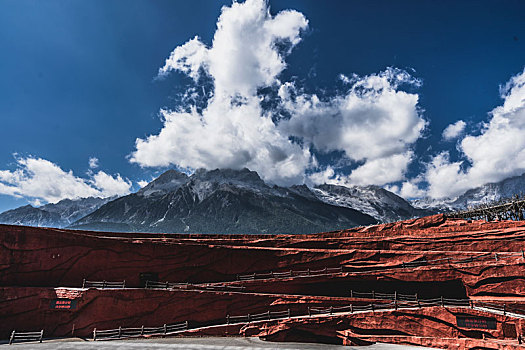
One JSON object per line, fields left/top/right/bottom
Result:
{"left": 0, "top": 168, "right": 425, "bottom": 234}
{"left": 411, "top": 173, "right": 525, "bottom": 212}
{"left": 71, "top": 168, "right": 379, "bottom": 234}
{"left": 4, "top": 168, "right": 523, "bottom": 234}
{"left": 0, "top": 196, "right": 114, "bottom": 228}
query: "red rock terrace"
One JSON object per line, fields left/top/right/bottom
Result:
{"left": 1, "top": 214, "right": 525, "bottom": 349}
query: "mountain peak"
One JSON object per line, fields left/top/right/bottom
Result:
{"left": 138, "top": 169, "right": 190, "bottom": 197}
{"left": 191, "top": 168, "right": 265, "bottom": 186}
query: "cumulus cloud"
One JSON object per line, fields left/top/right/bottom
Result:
{"left": 131, "top": 0, "right": 424, "bottom": 188}
{"left": 281, "top": 68, "right": 425, "bottom": 186}
{"left": 425, "top": 68, "right": 525, "bottom": 198}
{"left": 88, "top": 157, "right": 99, "bottom": 169}
{"left": 131, "top": 0, "right": 311, "bottom": 185}
{"left": 442, "top": 120, "right": 466, "bottom": 141}
{"left": 0, "top": 157, "right": 132, "bottom": 203}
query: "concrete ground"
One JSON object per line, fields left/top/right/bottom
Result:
{"left": 2, "top": 337, "right": 435, "bottom": 349}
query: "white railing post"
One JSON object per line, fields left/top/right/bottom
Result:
{"left": 39, "top": 329, "right": 43, "bottom": 343}
{"left": 93, "top": 328, "right": 97, "bottom": 341}
{"left": 9, "top": 330, "right": 15, "bottom": 345}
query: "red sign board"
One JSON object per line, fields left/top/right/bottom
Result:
{"left": 456, "top": 316, "right": 496, "bottom": 329}
{"left": 50, "top": 299, "right": 77, "bottom": 310}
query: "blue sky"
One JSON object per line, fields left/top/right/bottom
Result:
{"left": 0, "top": 0, "right": 524, "bottom": 211}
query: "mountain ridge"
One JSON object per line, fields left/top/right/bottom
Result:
{"left": 0, "top": 196, "right": 114, "bottom": 228}
{"left": 71, "top": 168, "right": 378, "bottom": 234}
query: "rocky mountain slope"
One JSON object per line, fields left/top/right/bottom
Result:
{"left": 312, "top": 184, "right": 430, "bottom": 224}
{"left": 71, "top": 168, "right": 378, "bottom": 234}
{"left": 0, "top": 196, "right": 113, "bottom": 228}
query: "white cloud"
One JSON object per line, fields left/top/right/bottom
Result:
{"left": 281, "top": 68, "right": 425, "bottom": 186}
{"left": 442, "top": 120, "right": 466, "bottom": 140}
{"left": 0, "top": 157, "right": 132, "bottom": 203}
{"left": 159, "top": 36, "right": 208, "bottom": 81}
{"left": 88, "top": 157, "right": 99, "bottom": 169}
{"left": 309, "top": 153, "right": 414, "bottom": 189}
{"left": 131, "top": 0, "right": 424, "bottom": 188}
{"left": 307, "top": 166, "right": 344, "bottom": 186}
{"left": 91, "top": 171, "right": 132, "bottom": 198}
{"left": 131, "top": 0, "right": 311, "bottom": 186}
{"left": 349, "top": 152, "right": 414, "bottom": 186}
{"left": 138, "top": 180, "right": 149, "bottom": 188}
{"left": 387, "top": 176, "right": 426, "bottom": 199}
{"left": 425, "top": 68, "right": 525, "bottom": 199}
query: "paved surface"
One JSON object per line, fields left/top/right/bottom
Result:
{"left": 2, "top": 337, "right": 434, "bottom": 349}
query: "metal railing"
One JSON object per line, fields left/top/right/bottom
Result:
{"left": 81, "top": 249, "right": 524, "bottom": 292}
{"left": 82, "top": 279, "right": 126, "bottom": 289}
{"left": 144, "top": 280, "right": 245, "bottom": 292}
{"left": 447, "top": 196, "right": 525, "bottom": 221}
{"left": 93, "top": 322, "right": 188, "bottom": 341}
{"left": 234, "top": 251, "right": 523, "bottom": 282}
{"left": 349, "top": 290, "right": 418, "bottom": 301}
{"left": 91, "top": 296, "right": 525, "bottom": 341}
{"left": 8, "top": 330, "right": 43, "bottom": 345}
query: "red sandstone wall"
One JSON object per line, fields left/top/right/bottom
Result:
{"left": 0, "top": 286, "right": 371, "bottom": 339}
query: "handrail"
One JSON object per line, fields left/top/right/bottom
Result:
{"left": 82, "top": 279, "right": 125, "bottom": 289}
{"left": 446, "top": 196, "right": 525, "bottom": 221}
{"left": 93, "top": 321, "right": 188, "bottom": 341}
{"left": 233, "top": 250, "right": 524, "bottom": 282}
{"left": 144, "top": 280, "right": 246, "bottom": 292}
{"left": 83, "top": 250, "right": 524, "bottom": 291}
{"left": 8, "top": 330, "right": 43, "bottom": 345}
{"left": 92, "top": 296, "right": 525, "bottom": 341}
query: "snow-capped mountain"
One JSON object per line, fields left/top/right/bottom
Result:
{"left": 412, "top": 173, "right": 525, "bottom": 211}
{"left": 137, "top": 169, "right": 190, "bottom": 197}
{"left": 312, "top": 184, "right": 430, "bottom": 224}
{"left": 0, "top": 196, "right": 114, "bottom": 228}
{"left": 72, "top": 168, "right": 378, "bottom": 234}
{"left": 0, "top": 205, "right": 62, "bottom": 228}
{"left": 1, "top": 168, "right": 451, "bottom": 233}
